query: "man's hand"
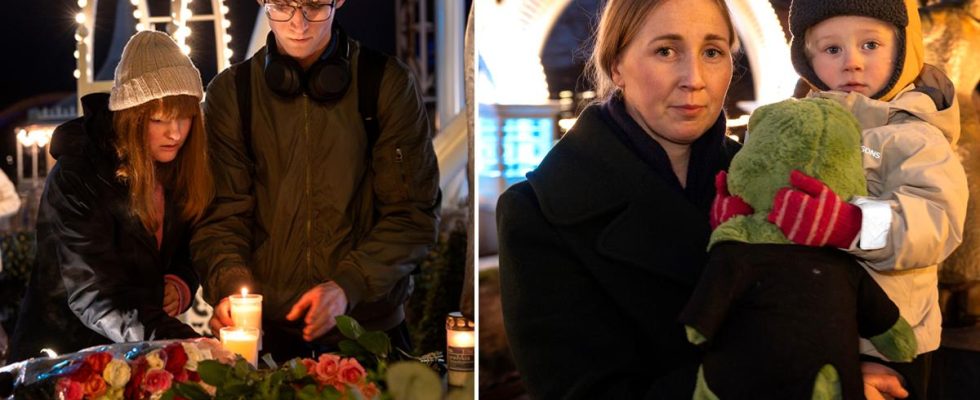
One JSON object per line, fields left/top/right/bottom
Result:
{"left": 862, "top": 362, "right": 909, "bottom": 400}
{"left": 209, "top": 297, "right": 233, "bottom": 335}
{"left": 163, "top": 281, "right": 181, "bottom": 317}
{"left": 286, "top": 282, "right": 348, "bottom": 342}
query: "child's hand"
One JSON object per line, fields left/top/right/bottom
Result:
{"left": 163, "top": 280, "right": 181, "bottom": 316}
{"left": 162, "top": 274, "right": 190, "bottom": 317}
{"left": 767, "top": 170, "right": 862, "bottom": 248}
{"left": 710, "top": 171, "right": 753, "bottom": 229}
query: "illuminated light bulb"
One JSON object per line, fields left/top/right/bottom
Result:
{"left": 222, "top": 20, "right": 231, "bottom": 28}
{"left": 77, "top": 0, "right": 87, "bottom": 7}
{"left": 225, "top": 48, "right": 234, "bottom": 57}
{"left": 221, "top": 5, "right": 229, "bottom": 13}
{"left": 75, "top": 13, "right": 86, "bottom": 24}
{"left": 224, "top": 35, "right": 232, "bottom": 43}
{"left": 74, "top": 33, "right": 82, "bottom": 41}
{"left": 133, "top": 10, "right": 141, "bottom": 18}
{"left": 181, "top": 45, "right": 191, "bottom": 55}
{"left": 40, "top": 348, "right": 59, "bottom": 358}
{"left": 136, "top": 23, "right": 145, "bottom": 31}
{"left": 73, "top": 50, "right": 79, "bottom": 59}
{"left": 130, "top": 0, "right": 139, "bottom": 5}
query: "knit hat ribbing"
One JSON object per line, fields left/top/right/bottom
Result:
{"left": 788, "top": 0, "right": 924, "bottom": 101}
{"left": 108, "top": 30, "right": 204, "bottom": 111}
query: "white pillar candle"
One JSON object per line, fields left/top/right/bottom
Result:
{"left": 229, "top": 288, "right": 263, "bottom": 330}
{"left": 446, "top": 312, "right": 475, "bottom": 387}
{"left": 220, "top": 327, "right": 259, "bottom": 367}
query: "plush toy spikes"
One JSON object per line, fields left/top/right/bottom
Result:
{"left": 710, "top": 98, "right": 867, "bottom": 248}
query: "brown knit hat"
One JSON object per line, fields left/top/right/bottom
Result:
{"left": 108, "top": 30, "right": 204, "bottom": 111}
{"left": 789, "top": 0, "right": 924, "bottom": 101}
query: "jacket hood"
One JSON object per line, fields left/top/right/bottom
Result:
{"left": 789, "top": 0, "right": 924, "bottom": 102}
{"left": 810, "top": 64, "right": 961, "bottom": 146}
{"left": 711, "top": 98, "right": 867, "bottom": 248}
{"left": 50, "top": 93, "right": 117, "bottom": 162}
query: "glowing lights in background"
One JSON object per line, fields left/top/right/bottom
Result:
{"left": 73, "top": 0, "right": 236, "bottom": 87}
{"left": 16, "top": 128, "right": 53, "bottom": 149}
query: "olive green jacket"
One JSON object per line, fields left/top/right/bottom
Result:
{"left": 191, "top": 40, "right": 440, "bottom": 333}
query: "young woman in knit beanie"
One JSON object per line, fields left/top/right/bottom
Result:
{"left": 8, "top": 30, "right": 213, "bottom": 361}
{"left": 713, "top": 0, "right": 967, "bottom": 398}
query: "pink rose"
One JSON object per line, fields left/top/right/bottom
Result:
{"left": 337, "top": 358, "right": 366, "bottom": 385}
{"left": 56, "top": 378, "right": 83, "bottom": 400}
{"left": 359, "top": 382, "right": 380, "bottom": 399}
{"left": 301, "top": 358, "right": 317, "bottom": 375}
{"left": 141, "top": 369, "right": 174, "bottom": 394}
{"left": 313, "top": 354, "right": 342, "bottom": 385}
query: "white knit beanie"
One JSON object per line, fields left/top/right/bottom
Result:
{"left": 108, "top": 30, "right": 204, "bottom": 111}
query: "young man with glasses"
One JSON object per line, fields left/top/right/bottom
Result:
{"left": 192, "top": 0, "right": 440, "bottom": 360}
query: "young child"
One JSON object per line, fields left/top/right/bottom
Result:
{"left": 784, "top": 0, "right": 968, "bottom": 397}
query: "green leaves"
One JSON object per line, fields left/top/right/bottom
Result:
{"left": 197, "top": 360, "right": 230, "bottom": 386}
{"left": 336, "top": 315, "right": 365, "bottom": 340}
{"left": 335, "top": 316, "right": 392, "bottom": 363}
{"left": 359, "top": 332, "right": 392, "bottom": 356}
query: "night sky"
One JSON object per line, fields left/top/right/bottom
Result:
{"left": 0, "top": 0, "right": 398, "bottom": 180}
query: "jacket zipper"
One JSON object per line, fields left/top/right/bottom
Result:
{"left": 304, "top": 96, "right": 313, "bottom": 282}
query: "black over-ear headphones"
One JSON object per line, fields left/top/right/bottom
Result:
{"left": 263, "top": 27, "right": 352, "bottom": 103}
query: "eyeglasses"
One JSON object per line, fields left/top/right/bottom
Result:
{"left": 264, "top": 1, "right": 336, "bottom": 22}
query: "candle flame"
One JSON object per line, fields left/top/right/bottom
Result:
{"left": 241, "top": 287, "right": 248, "bottom": 297}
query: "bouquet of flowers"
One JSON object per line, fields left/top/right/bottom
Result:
{"left": 0, "top": 338, "right": 231, "bottom": 400}
{"left": 0, "top": 317, "right": 464, "bottom": 400}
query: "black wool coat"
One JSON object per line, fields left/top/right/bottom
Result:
{"left": 496, "top": 104, "right": 739, "bottom": 399}
{"left": 9, "top": 93, "right": 199, "bottom": 362}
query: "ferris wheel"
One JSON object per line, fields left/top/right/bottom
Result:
{"left": 72, "top": 0, "right": 236, "bottom": 103}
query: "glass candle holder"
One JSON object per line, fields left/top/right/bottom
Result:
{"left": 446, "top": 312, "right": 475, "bottom": 387}
{"left": 229, "top": 289, "right": 262, "bottom": 330}
{"left": 220, "top": 326, "right": 260, "bottom": 367}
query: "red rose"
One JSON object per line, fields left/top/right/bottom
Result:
{"left": 69, "top": 362, "right": 94, "bottom": 383}
{"left": 83, "top": 352, "right": 113, "bottom": 373}
{"left": 142, "top": 369, "right": 174, "bottom": 394}
{"left": 125, "top": 358, "right": 148, "bottom": 400}
{"left": 82, "top": 375, "right": 107, "bottom": 398}
{"left": 337, "top": 358, "right": 366, "bottom": 385}
{"left": 163, "top": 342, "right": 189, "bottom": 375}
{"left": 187, "top": 370, "right": 201, "bottom": 382}
{"left": 55, "top": 378, "right": 83, "bottom": 400}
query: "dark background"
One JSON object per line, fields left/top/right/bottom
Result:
{"left": 0, "top": 0, "right": 400, "bottom": 182}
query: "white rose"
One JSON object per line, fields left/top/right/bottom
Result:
{"left": 181, "top": 342, "right": 205, "bottom": 371}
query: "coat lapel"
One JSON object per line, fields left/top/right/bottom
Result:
{"left": 528, "top": 106, "right": 709, "bottom": 285}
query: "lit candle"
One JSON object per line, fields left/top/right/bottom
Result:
{"left": 220, "top": 327, "right": 260, "bottom": 366}
{"left": 446, "top": 312, "right": 475, "bottom": 387}
{"left": 229, "top": 288, "right": 262, "bottom": 330}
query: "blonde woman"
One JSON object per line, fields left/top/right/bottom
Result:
{"left": 9, "top": 31, "right": 213, "bottom": 361}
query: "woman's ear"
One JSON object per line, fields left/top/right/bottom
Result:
{"left": 611, "top": 57, "right": 624, "bottom": 89}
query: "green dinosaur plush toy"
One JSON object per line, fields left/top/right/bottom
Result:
{"left": 679, "top": 98, "right": 917, "bottom": 400}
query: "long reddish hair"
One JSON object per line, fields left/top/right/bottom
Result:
{"left": 112, "top": 95, "right": 213, "bottom": 233}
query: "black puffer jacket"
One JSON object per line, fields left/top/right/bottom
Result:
{"left": 9, "top": 93, "right": 199, "bottom": 362}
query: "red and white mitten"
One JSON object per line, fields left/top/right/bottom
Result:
{"left": 767, "top": 170, "right": 862, "bottom": 248}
